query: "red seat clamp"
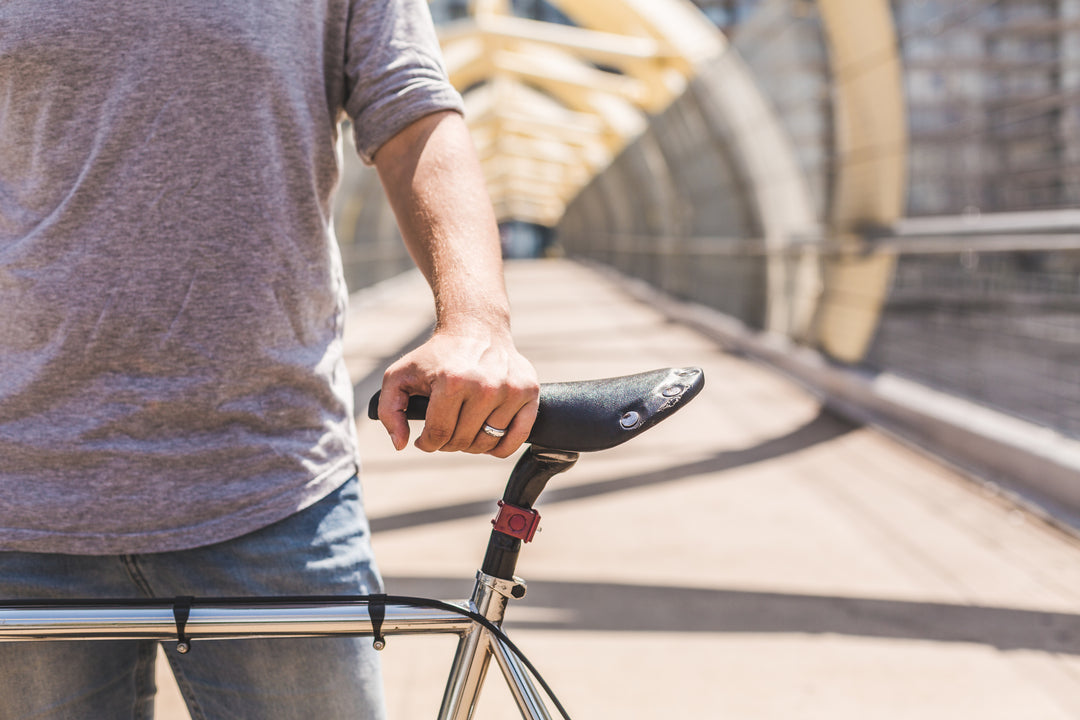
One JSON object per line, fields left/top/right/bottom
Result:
{"left": 491, "top": 501, "right": 541, "bottom": 543}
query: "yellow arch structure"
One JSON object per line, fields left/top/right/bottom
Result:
{"left": 438, "top": 0, "right": 721, "bottom": 227}
{"left": 814, "top": 0, "right": 907, "bottom": 362}
{"left": 437, "top": 0, "right": 824, "bottom": 339}
{"left": 430, "top": 0, "right": 906, "bottom": 357}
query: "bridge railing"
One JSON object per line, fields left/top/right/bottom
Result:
{"left": 865, "top": 217, "right": 1080, "bottom": 440}
{"left": 563, "top": 214, "right": 1080, "bottom": 442}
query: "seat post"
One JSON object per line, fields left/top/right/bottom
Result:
{"left": 480, "top": 446, "right": 578, "bottom": 580}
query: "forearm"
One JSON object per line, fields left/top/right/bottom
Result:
{"left": 374, "top": 110, "right": 509, "bottom": 336}
{"left": 371, "top": 110, "right": 538, "bottom": 456}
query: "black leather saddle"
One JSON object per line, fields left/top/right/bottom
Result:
{"left": 367, "top": 366, "right": 704, "bottom": 453}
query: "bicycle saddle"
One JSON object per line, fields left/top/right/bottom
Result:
{"left": 367, "top": 366, "right": 704, "bottom": 453}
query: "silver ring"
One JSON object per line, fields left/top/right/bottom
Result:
{"left": 482, "top": 423, "right": 507, "bottom": 439}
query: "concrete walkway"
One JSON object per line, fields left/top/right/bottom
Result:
{"left": 157, "top": 258, "right": 1080, "bottom": 719}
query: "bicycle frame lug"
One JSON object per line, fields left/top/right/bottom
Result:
{"left": 478, "top": 572, "right": 527, "bottom": 602}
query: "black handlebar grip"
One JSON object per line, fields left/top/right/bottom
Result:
{"left": 367, "top": 392, "right": 429, "bottom": 421}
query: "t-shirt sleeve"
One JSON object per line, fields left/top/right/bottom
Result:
{"left": 344, "top": 0, "right": 465, "bottom": 164}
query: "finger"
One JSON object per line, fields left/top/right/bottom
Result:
{"left": 486, "top": 397, "right": 539, "bottom": 459}
{"left": 377, "top": 379, "right": 413, "bottom": 452}
{"left": 415, "top": 386, "right": 465, "bottom": 453}
{"left": 460, "top": 379, "right": 530, "bottom": 454}
{"left": 447, "top": 385, "right": 510, "bottom": 454}
{"left": 464, "top": 403, "right": 516, "bottom": 454}
{"left": 430, "top": 374, "right": 509, "bottom": 453}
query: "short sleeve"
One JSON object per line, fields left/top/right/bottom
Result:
{"left": 344, "top": 0, "right": 465, "bottom": 164}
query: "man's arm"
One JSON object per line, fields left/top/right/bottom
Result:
{"left": 372, "top": 110, "right": 539, "bottom": 458}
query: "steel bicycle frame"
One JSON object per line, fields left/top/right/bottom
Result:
{"left": 0, "top": 568, "right": 552, "bottom": 720}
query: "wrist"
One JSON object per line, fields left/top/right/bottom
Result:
{"left": 434, "top": 299, "right": 512, "bottom": 338}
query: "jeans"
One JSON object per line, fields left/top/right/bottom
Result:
{"left": 0, "top": 476, "right": 387, "bottom": 720}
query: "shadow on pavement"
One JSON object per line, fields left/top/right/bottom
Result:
{"left": 370, "top": 410, "right": 857, "bottom": 534}
{"left": 383, "top": 576, "right": 1080, "bottom": 656}
{"left": 375, "top": 404, "right": 1080, "bottom": 657}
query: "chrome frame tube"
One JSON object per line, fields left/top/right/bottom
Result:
{"left": 0, "top": 588, "right": 555, "bottom": 720}
{"left": 438, "top": 625, "right": 494, "bottom": 720}
{"left": 490, "top": 635, "right": 554, "bottom": 720}
{"left": 0, "top": 602, "right": 474, "bottom": 642}
{"left": 438, "top": 571, "right": 552, "bottom": 720}
{"left": 0, "top": 579, "right": 554, "bottom": 720}
{"left": 438, "top": 573, "right": 509, "bottom": 720}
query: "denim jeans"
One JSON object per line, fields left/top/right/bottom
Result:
{"left": 0, "top": 476, "right": 387, "bottom": 720}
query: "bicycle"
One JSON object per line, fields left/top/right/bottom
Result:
{"left": 0, "top": 366, "right": 704, "bottom": 720}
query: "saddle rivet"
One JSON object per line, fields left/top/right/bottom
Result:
{"left": 620, "top": 411, "right": 640, "bottom": 429}
{"left": 662, "top": 385, "right": 684, "bottom": 397}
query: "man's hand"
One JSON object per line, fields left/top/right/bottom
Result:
{"left": 377, "top": 324, "right": 539, "bottom": 457}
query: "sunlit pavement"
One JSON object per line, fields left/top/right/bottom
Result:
{"left": 156, "top": 258, "right": 1080, "bottom": 719}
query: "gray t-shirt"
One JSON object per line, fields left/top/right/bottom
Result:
{"left": 0, "top": 0, "right": 463, "bottom": 554}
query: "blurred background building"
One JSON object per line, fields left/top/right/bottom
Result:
{"left": 335, "top": 0, "right": 1079, "bottom": 480}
